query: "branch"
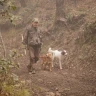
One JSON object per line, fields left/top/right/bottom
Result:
{"left": 21, "top": 34, "right": 26, "bottom": 55}
{"left": 0, "top": 31, "right": 6, "bottom": 58}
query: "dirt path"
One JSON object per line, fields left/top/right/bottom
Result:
{"left": 14, "top": 58, "right": 96, "bottom": 96}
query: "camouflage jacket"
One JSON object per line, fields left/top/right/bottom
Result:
{"left": 23, "top": 25, "right": 42, "bottom": 46}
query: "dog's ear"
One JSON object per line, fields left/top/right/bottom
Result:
{"left": 61, "top": 51, "right": 65, "bottom": 55}
{"left": 48, "top": 47, "right": 52, "bottom": 50}
{"left": 46, "top": 53, "right": 48, "bottom": 56}
{"left": 63, "top": 50, "right": 67, "bottom": 55}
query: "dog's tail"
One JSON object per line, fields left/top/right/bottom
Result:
{"left": 61, "top": 50, "right": 67, "bottom": 55}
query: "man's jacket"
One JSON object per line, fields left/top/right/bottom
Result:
{"left": 23, "top": 25, "right": 42, "bottom": 46}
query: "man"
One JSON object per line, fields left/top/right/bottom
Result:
{"left": 23, "top": 18, "right": 42, "bottom": 74}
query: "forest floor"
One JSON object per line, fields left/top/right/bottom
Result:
{"left": 1, "top": 0, "right": 96, "bottom": 96}
{"left": 13, "top": 53, "right": 96, "bottom": 96}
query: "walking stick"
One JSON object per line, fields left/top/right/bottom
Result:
{"left": 21, "top": 34, "right": 26, "bottom": 55}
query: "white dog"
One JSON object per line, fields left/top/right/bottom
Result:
{"left": 48, "top": 48, "right": 67, "bottom": 69}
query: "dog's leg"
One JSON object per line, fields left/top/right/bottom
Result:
{"left": 59, "top": 57, "right": 62, "bottom": 69}
{"left": 52, "top": 55, "right": 54, "bottom": 67}
{"left": 52, "top": 60, "right": 54, "bottom": 67}
{"left": 49, "top": 62, "right": 52, "bottom": 71}
{"left": 41, "top": 61, "right": 46, "bottom": 70}
{"left": 41, "top": 63, "right": 44, "bottom": 70}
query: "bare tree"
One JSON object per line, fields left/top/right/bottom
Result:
{"left": 0, "top": 31, "right": 6, "bottom": 58}
{"left": 55, "top": 0, "right": 66, "bottom": 25}
{"left": 74, "top": 0, "right": 78, "bottom": 7}
{"left": 54, "top": 0, "right": 71, "bottom": 32}
{"left": 19, "top": 0, "right": 26, "bottom": 7}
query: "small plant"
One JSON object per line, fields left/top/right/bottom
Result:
{"left": 0, "top": 0, "right": 22, "bottom": 25}
{"left": 0, "top": 49, "right": 30, "bottom": 96}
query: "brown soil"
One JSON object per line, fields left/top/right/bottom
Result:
{"left": 12, "top": 53, "right": 96, "bottom": 96}
{"left": 1, "top": 0, "right": 96, "bottom": 96}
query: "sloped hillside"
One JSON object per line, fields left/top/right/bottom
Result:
{"left": 0, "top": 0, "right": 96, "bottom": 96}
{"left": 42, "top": 0, "right": 96, "bottom": 82}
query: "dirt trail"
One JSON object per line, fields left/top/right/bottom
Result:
{"left": 14, "top": 56, "right": 95, "bottom": 96}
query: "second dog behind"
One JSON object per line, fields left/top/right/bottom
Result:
{"left": 40, "top": 53, "right": 53, "bottom": 71}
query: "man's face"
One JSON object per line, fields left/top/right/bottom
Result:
{"left": 32, "top": 22, "right": 39, "bottom": 27}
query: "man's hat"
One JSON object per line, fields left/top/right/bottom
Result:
{"left": 32, "top": 18, "right": 39, "bottom": 23}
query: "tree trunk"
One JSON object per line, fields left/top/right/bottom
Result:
{"left": 74, "top": 0, "right": 78, "bottom": 7}
{"left": 0, "top": 31, "right": 6, "bottom": 58}
{"left": 55, "top": 0, "right": 66, "bottom": 25}
{"left": 19, "top": 0, "right": 26, "bottom": 7}
{"left": 54, "top": 0, "right": 71, "bottom": 31}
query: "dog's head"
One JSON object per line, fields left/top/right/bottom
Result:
{"left": 46, "top": 53, "right": 52, "bottom": 58}
{"left": 61, "top": 50, "right": 67, "bottom": 55}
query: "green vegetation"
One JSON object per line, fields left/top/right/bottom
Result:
{"left": 0, "top": 0, "right": 21, "bottom": 25}
{"left": 0, "top": 50, "right": 30, "bottom": 96}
